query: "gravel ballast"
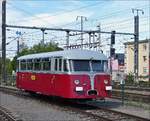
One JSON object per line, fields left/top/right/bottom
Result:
{"left": 0, "top": 91, "right": 96, "bottom": 121}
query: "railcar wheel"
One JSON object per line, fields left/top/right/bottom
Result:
{"left": 27, "top": 91, "right": 36, "bottom": 96}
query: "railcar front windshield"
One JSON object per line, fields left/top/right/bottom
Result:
{"left": 71, "top": 60, "right": 108, "bottom": 72}
{"left": 72, "top": 60, "right": 90, "bottom": 71}
{"left": 91, "top": 60, "right": 107, "bottom": 72}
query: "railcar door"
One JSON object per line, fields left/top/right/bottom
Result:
{"left": 50, "top": 58, "right": 56, "bottom": 95}
{"left": 55, "top": 58, "right": 64, "bottom": 96}
{"left": 17, "top": 59, "right": 28, "bottom": 89}
{"left": 51, "top": 57, "right": 64, "bottom": 96}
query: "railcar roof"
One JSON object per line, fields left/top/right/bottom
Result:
{"left": 17, "top": 49, "right": 107, "bottom": 60}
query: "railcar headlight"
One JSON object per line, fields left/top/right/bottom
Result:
{"left": 74, "top": 80, "right": 80, "bottom": 85}
{"left": 104, "top": 80, "right": 108, "bottom": 84}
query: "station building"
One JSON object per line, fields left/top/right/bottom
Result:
{"left": 124, "top": 39, "right": 150, "bottom": 82}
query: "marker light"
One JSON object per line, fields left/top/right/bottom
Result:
{"left": 74, "top": 80, "right": 80, "bottom": 85}
{"left": 104, "top": 80, "right": 108, "bottom": 84}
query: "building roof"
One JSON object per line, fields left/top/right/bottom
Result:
{"left": 17, "top": 49, "right": 108, "bottom": 60}
{"left": 124, "top": 39, "right": 149, "bottom": 45}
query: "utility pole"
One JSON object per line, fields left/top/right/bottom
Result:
{"left": 16, "top": 31, "right": 21, "bottom": 56}
{"left": 148, "top": 38, "right": 150, "bottom": 85}
{"left": 97, "top": 23, "right": 101, "bottom": 51}
{"left": 76, "top": 16, "right": 87, "bottom": 49}
{"left": 41, "top": 28, "right": 45, "bottom": 45}
{"left": 66, "top": 31, "right": 70, "bottom": 49}
{"left": 92, "top": 32, "right": 96, "bottom": 50}
{"left": 2, "top": 0, "right": 6, "bottom": 84}
{"left": 88, "top": 32, "right": 92, "bottom": 49}
{"left": 132, "top": 8, "right": 144, "bottom": 83}
{"left": 17, "top": 37, "right": 20, "bottom": 56}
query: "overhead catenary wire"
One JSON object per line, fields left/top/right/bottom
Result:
{"left": 4, "top": 1, "right": 149, "bottom": 55}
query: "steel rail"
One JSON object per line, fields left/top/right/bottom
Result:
{"left": 112, "top": 90, "right": 150, "bottom": 103}
{"left": 0, "top": 105, "right": 20, "bottom": 121}
{"left": 84, "top": 103, "right": 150, "bottom": 121}
{"left": 114, "top": 86, "right": 150, "bottom": 92}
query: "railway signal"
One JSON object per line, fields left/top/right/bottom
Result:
{"left": 110, "top": 48, "right": 115, "bottom": 57}
{"left": 110, "top": 30, "right": 116, "bottom": 79}
{"left": 110, "top": 30, "right": 116, "bottom": 57}
{"left": 111, "top": 31, "right": 115, "bottom": 45}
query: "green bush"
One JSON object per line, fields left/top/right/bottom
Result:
{"left": 125, "top": 73, "right": 134, "bottom": 85}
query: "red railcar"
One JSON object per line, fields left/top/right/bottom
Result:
{"left": 16, "top": 50, "right": 112, "bottom": 99}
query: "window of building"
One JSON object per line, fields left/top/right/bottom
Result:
{"left": 143, "top": 56, "right": 147, "bottom": 62}
{"left": 143, "top": 44, "right": 147, "bottom": 50}
{"left": 143, "top": 67, "right": 147, "bottom": 73}
{"left": 20, "top": 60, "right": 26, "bottom": 70}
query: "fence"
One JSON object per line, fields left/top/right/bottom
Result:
{"left": 0, "top": 74, "right": 16, "bottom": 86}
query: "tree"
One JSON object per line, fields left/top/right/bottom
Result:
{"left": 0, "top": 58, "right": 13, "bottom": 75}
{"left": 11, "top": 42, "right": 63, "bottom": 71}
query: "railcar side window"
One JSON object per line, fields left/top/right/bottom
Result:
{"left": 103, "top": 60, "right": 108, "bottom": 72}
{"left": 63, "top": 60, "right": 68, "bottom": 72}
{"left": 55, "top": 59, "right": 58, "bottom": 71}
{"left": 20, "top": 60, "right": 26, "bottom": 70}
{"left": 27, "top": 59, "right": 33, "bottom": 70}
{"left": 42, "top": 58, "right": 51, "bottom": 71}
{"left": 17, "top": 60, "right": 19, "bottom": 71}
{"left": 59, "top": 59, "right": 62, "bottom": 71}
{"left": 34, "top": 58, "right": 41, "bottom": 70}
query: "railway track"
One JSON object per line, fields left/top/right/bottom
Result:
{"left": 114, "top": 86, "right": 150, "bottom": 92}
{"left": 0, "top": 105, "right": 20, "bottom": 121}
{"left": 80, "top": 102, "right": 149, "bottom": 121}
{"left": 112, "top": 89, "right": 150, "bottom": 103}
{"left": 0, "top": 86, "right": 149, "bottom": 121}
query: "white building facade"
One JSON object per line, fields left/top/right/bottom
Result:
{"left": 124, "top": 39, "right": 150, "bottom": 82}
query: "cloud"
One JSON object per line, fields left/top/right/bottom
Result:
{"left": 23, "top": 11, "right": 92, "bottom": 27}
{"left": 5, "top": 3, "right": 94, "bottom": 58}
{"left": 7, "top": 4, "right": 94, "bottom": 28}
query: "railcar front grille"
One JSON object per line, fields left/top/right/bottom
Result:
{"left": 88, "top": 90, "right": 98, "bottom": 95}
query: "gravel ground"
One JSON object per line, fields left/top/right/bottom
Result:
{"left": 0, "top": 91, "right": 96, "bottom": 121}
{"left": 0, "top": 89, "right": 149, "bottom": 121}
{"left": 88, "top": 98, "right": 150, "bottom": 119}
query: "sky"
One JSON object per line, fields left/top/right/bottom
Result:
{"left": 1, "top": 0, "right": 150, "bottom": 58}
